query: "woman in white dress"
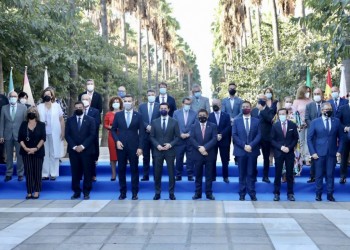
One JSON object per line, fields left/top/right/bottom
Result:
{"left": 37, "top": 87, "right": 65, "bottom": 180}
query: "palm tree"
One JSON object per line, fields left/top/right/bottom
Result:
{"left": 271, "top": 0, "right": 281, "bottom": 54}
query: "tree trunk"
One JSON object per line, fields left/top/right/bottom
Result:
{"left": 0, "top": 56, "right": 3, "bottom": 94}
{"left": 343, "top": 59, "right": 350, "bottom": 93}
{"left": 162, "top": 47, "right": 165, "bottom": 80}
{"left": 295, "top": 0, "right": 306, "bottom": 34}
{"left": 121, "top": 0, "right": 128, "bottom": 77}
{"left": 256, "top": 6, "right": 262, "bottom": 45}
{"left": 68, "top": 63, "right": 78, "bottom": 117}
{"left": 247, "top": 7, "right": 253, "bottom": 44}
{"left": 187, "top": 72, "right": 191, "bottom": 95}
{"left": 146, "top": 28, "right": 151, "bottom": 89}
{"left": 155, "top": 42, "right": 159, "bottom": 92}
{"left": 137, "top": 17, "right": 142, "bottom": 105}
{"left": 271, "top": 0, "right": 281, "bottom": 55}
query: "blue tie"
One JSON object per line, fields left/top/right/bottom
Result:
{"left": 126, "top": 112, "right": 131, "bottom": 128}
{"left": 77, "top": 117, "right": 81, "bottom": 130}
{"left": 326, "top": 118, "right": 330, "bottom": 133}
{"left": 245, "top": 118, "right": 249, "bottom": 143}
{"left": 162, "top": 118, "right": 166, "bottom": 134}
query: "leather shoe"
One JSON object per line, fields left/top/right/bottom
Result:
{"left": 71, "top": 193, "right": 81, "bottom": 200}
{"left": 42, "top": 177, "right": 49, "bottom": 181}
{"left": 188, "top": 176, "right": 194, "bottom": 181}
{"left": 206, "top": 194, "right": 215, "bottom": 200}
{"left": 250, "top": 194, "right": 257, "bottom": 201}
{"left": 169, "top": 194, "right": 176, "bottom": 200}
{"left": 84, "top": 194, "right": 90, "bottom": 200}
{"left": 327, "top": 194, "right": 335, "bottom": 202}
{"left": 307, "top": 177, "right": 315, "bottom": 183}
{"left": 18, "top": 176, "right": 24, "bottom": 181}
{"left": 315, "top": 194, "right": 322, "bottom": 201}
{"left": 153, "top": 194, "right": 160, "bottom": 200}
{"left": 141, "top": 176, "right": 149, "bottom": 181}
{"left": 340, "top": 177, "right": 346, "bottom": 184}
{"left": 132, "top": 195, "right": 138, "bottom": 200}
{"left": 273, "top": 194, "right": 280, "bottom": 201}
{"left": 287, "top": 194, "right": 295, "bottom": 201}
{"left": 262, "top": 177, "right": 271, "bottom": 183}
{"left": 239, "top": 195, "right": 245, "bottom": 201}
{"left": 192, "top": 194, "right": 202, "bottom": 200}
{"left": 4, "top": 176, "right": 12, "bottom": 182}
{"left": 175, "top": 176, "right": 182, "bottom": 181}
{"left": 118, "top": 193, "right": 126, "bottom": 200}
{"left": 223, "top": 178, "right": 229, "bottom": 183}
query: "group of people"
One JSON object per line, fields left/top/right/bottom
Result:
{"left": 1, "top": 79, "right": 349, "bottom": 202}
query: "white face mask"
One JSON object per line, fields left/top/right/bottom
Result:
{"left": 112, "top": 102, "right": 120, "bottom": 110}
{"left": 87, "top": 85, "right": 94, "bottom": 92}
{"left": 159, "top": 88, "right": 167, "bottom": 95}
{"left": 183, "top": 104, "right": 190, "bottom": 111}
{"left": 331, "top": 92, "right": 339, "bottom": 99}
{"left": 265, "top": 93, "right": 272, "bottom": 100}
{"left": 284, "top": 103, "right": 292, "bottom": 109}
{"left": 20, "top": 98, "right": 27, "bottom": 105}
{"left": 313, "top": 95, "right": 321, "bottom": 103}
{"left": 124, "top": 102, "right": 132, "bottom": 111}
{"left": 305, "top": 92, "right": 310, "bottom": 98}
{"left": 82, "top": 100, "right": 90, "bottom": 107}
{"left": 279, "top": 115, "right": 287, "bottom": 123}
{"left": 147, "top": 96, "right": 155, "bottom": 103}
{"left": 9, "top": 97, "right": 17, "bottom": 105}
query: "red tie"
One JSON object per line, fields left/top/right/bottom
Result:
{"left": 201, "top": 124, "right": 206, "bottom": 139}
{"left": 282, "top": 122, "right": 286, "bottom": 137}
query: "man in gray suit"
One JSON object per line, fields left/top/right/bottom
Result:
{"left": 221, "top": 82, "right": 243, "bottom": 123}
{"left": 305, "top": 87, "right": 325, "bottom": 183}
{"left": 0, "top": 91, "right": 27, "bottom": 181}
{"left": 190, "top": 84, "right": 210, "bottom": 113}
{"left": 150, "top": 102, "right": 180, "bottom": 200}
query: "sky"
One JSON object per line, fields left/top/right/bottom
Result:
{"left": 168, "top": 0, "right": 218, "bottom": 98}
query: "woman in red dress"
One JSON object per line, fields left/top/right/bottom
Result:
{"left": 104, "top": 96, "right": 123, "bottom": 181}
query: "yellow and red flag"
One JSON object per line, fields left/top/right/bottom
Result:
{"left": 324, "top": 68, "right": 332, "bottom": 100}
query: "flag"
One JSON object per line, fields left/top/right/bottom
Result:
{"left": 8, "top": 67, "right": 14, "bottom": 94}
{"left": 306, "top": 66, "right": 311, "bottom": 88}
{"left": 325, "top": 68, "right": 332, "bottom": 100}
{"left": 339, "top": 66, "right": 347, "bottom": 98}
{"left": 23, "top": 66, "right": 35, "bottom": 106}
{"left": 43, "top": 66, "right": 49, "bottom": 89}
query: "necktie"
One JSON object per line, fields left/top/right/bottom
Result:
{"left": 85, "top": 109, "right": 88, "bottom": 115}
{"left": 162, "top": 96, "right": 165, "bottom": 103}
{"left": 216, "top": 112, "right": 220, "bottom": 125}
{"left": 201, "top": 124, "right": 206, "bottom": 139}
{"left": 11, "top": 106, "right": 15, "bottom": 121}
{"left": 317, "top": 104, "right": 321, "bottom": 117}
{"left": 245, "top": 118, "right": 250, "bottom": 138}
{"left": 326, "top": 118, "right": 330, "bottom": 133}
{"left": 162, "top": 118, "right": 166, "bottom": 134}
{"left": 184, "top": 111, "right": 188, "bottom": 125}
{"left": 282, "top": 122, "right": 286, "bottom": 137}
{"left": 78, "top": 117, "right": 81, "bottom": 130}
{"left": 334, "top": 99, "right": 338, "bottom": 111}
{"left": 148, "top": 103, "right": 153, "bottom": 124}
{"left": 126, "top": 111, "right": 131, "bottom": 128}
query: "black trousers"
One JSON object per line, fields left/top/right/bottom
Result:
{"left": 340, "top": 140, "right": 350, "bottom": 179}
{"left": 117, "top": 148, "right": 139, "bottom": 195}
{"left": 261, "top": 140, "right": 271, "bottom": 178}
{"left": 142, "top": 134, "right": 154, "bottom": 178}
{"left": 154, "top": 154, "right": 175, "bottom": 195}
{"left": 274, "top": 153, "right": 294, "bottom": 195}
{"left": 213, "top": 144, "right": 230, "bottom": 179}
{"left": 0, "top": 143, "right": 5, "bottom": 163}
{"left": 70, "top": 151, "right": 92, "bottom": 195}
{"left": 23, "top": 155, "right": 44, "bottom": 194}
{"left": 194, "top": 157, "right": 213, "bottom": 195}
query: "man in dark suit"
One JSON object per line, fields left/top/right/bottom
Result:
{"left": 155, "top": 82, "right": 177, "bottom": 117}
{"left": 138, "top": 89, "right": 160, "bottom": 181}
{"left": 0, "top": 93, "right": 9, "bottom": 164}
{"left": 327, "top": 86, "right": 348, "bottom": 117}
{"left": 251, "top": 94, "right": 274, "bottom": 183}
{"left": 190, "top": 84, "right": 210, "bottom": 113}
{"left": 81, "top": 94, "right": 101, "bottom": 181}
{"left": 221, "top": 82, "right": 243, "bottom": 123}
{"left": 208, "top": 99, "right": 231, "bottom": 183}
{"left": 271, "top": 108, "right": 299, "bottom": 201}
{"left": 173, "top": 97, "right": 197, "bottom": 181}
{"left": 150, "top": 103, "right": 180, "bottom": 200}
{"left": 305, "top": 88, "right": 325, "bottom": 183}
{"left": 232, "top": 101, "right": 261, "bottom": 201}
{"left": 336, "top": 91, "right": 350, "bottom": 184}
{"left": 307, "top": 102, "right": 343, "bottom": 202}
{"left": 78, "top": 79, "right": 103, "bottom": 113}
{"left": 66, "top": 101, "right": 96, "bottom": 200}
{"left": 111, "top": 95, "right": 144, "bottom": 200}
{"left": 190, "top": 109, "right": 217, "bottom": 200}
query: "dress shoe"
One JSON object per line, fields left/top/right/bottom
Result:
{"left": 71, "top": 193, "right": 81, "bottom": 200}
{"left": 110, "top": 178, "right": 116, "bottom": 181}
{"left": 206, "top": 194, "right": 215, "bottom": 200}
{"left": 273, "top": 194, "right": 280, "bottom": 201}
{"left": 118, "top": 193, "right": 126, "bottom": 200}
{"left": 4, "top": 176, "right": 12, "bottom": 182}
{"left": 223, "top": 178, "right": 229, "bottom": 183}
{"left": 315, "top": 194, "right": 322, "bottom": 201}
{"left": 327, "top": 194, "right": 335, "bottom": 202}
{"left": 132, "top": 194, "right": 138, "bottom": 200}
{"left": 17, "top": 176, "right": 24, "bottom": 181}
{"left": 42, "top": 177, "right": 49, "bottom": 181}
{"left": 262, "top": 177, "right": 271, "bottom": 183}
{"left": 84, "top": 194, "right": 90, "bottom": 200}
{"left": 140, "top": 176, "right": 149, "bottom": 181}
{"left": 188, "top": 176, "right": 194, "bottom": 181}
{"left": 50, "top": 176, "right": 56, "bottom": 181}
{"left": 153, "top": 194, "right": 161, "bottom": 200}
{"left": 307, "top": 177, "right": 315, "bottom": 183}
{"left": 250, "top": 194, "right": 257, "bottom": 201}
{"left": 239, "top": 195, "right": 245, "bottom": 201}
{"left": 175, "top": 176, "right": 182, "bottom": 181}
{"left": 169, "top": 194, "right": 176, "bottom": 200}
{"left": 287, "top": 194, "right": 295, "bottom": 201}
{"left": 25, "top": 195, "right": 32, "bottom": 200}
{"left": 340, "top": 177, "right": 346, "bottom": 184}
{"left": 192, "top": 194, "right": 202, "bottom": 200}
{"left": 32, "top": 195, "right": 40, "bottom": 199}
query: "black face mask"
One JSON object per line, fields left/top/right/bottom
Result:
{"left": 213, "top": 105, "right": 220, "bottom": 112}
{"left": 229, "top": 89, "right": 236, "bottom": 96}
{"left": 199, "top": 117, "right": 207, "bottom": 123}
{"left": 324, "top": 110, "right": 333, "bottom": 117}
{"left": 27, "top": 113, "right": 36, "bottom": 120}
{"left": 43, "top": 96, "right": 51, "bottom": 102}
{"left": 75, "top": 109, "right": 83, "bottom": 116}
{"left": 258, "top": 99, "right": 266, "bottom": 106}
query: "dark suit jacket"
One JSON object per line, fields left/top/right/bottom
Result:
{"left": 251, "top": 106, "right": 274, "bottom": 141}
{"left": 155, "top": 95, "right": 177, "bottom": 117}
{"left": 189, "top": 122, "right": 218, "bottom": 161}
{"left": 232, "top": 116, "right": 261, "bottom": 157}
{"left": 150, "top": 117, "right": 180, "bottom": 157}
{"left": 305, "top": 101, "right": 324, "bottom": 127}
{"left": 307, "top": 117, "right": 343, "bottom": 157}
{"left": 86, "top": 107, "right": 101, "bottom": 128}
{"left": 337, "top": 104, "right": 350, "bottom": 134}
{"left": 65, "top": 114, "right": 96, "bottom": 154}
{"left": 327, "top": 98, "right": 349, "bottom": 117}
{"left": 271, "top": 121, "right": 299, "bottom": 158}
{"left": 79, "top": 91, "right": 103, "bottom": 113}
{"left": 138, "top": 102, "right": 161, "bottom": 129}
{"left": 111, "top": 110, "right": 144, "bottom": 150}
{"left": 208, "top": 111, "right": 231, "bottom": 146}
{"left": 0, "top": 94, "right": 9, "bottom": 116}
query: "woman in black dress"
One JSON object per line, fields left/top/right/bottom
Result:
{"left": 18, "top": 107, "right": 46, "bottom": 199}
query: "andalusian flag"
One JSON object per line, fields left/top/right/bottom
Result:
{"left": 306, "top": 67, "right": 311, "bottom": 88}
{"left": 43, "top": 66, "right": 49, "bottom": 89}
{"left": 325, "top": 68, "right": 332, "bottom": 100}
{"left": 339, "top": 66, "right": 347, "bottom": 98}
{"left": 23, "top": 66, "right": 35, "bottom": 106}
{"left": 8, "top": 67, "right": 14, "bottom": 94}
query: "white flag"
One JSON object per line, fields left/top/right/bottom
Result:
{"left": 340, "top": 66, "right": 347, "bottom": 98}
{"left": 43, "top": 66, "right": 49, "bottom": 89}
{"left": 23, "top": 66, "right": 35, "bottom": 106}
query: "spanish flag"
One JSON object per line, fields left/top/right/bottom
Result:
{"left": 324, "top": 68, "right": 332, "bottom": 100}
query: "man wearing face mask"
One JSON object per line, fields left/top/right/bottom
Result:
{"left": 150, "top": 103, "right": 180, "bottom": 200}
{"left": 305, "top": 88, "right": 325, "bottom": 183}
{"left": 78, "top": 79, "right": 103, "bottom": 114}
{"left": 0, "top": 91, "right": 27, "bottom": 182}
{"left": 221, "top": 82, "right": 243, "bottom": 123}
{"left": 190, "top": 84, "right": 210, "bottom": 113}
{"left": 327, "top": 86, "right": 348, "bottom": 117}
{"left": 66, "top": 101, "right": 96, "bottom": 200}
{"left": 190, "top": 109, "right": 218, "bottom": 200}
{"left": 232, "top": 101, "right": 261, "bottom": 201}
{"left": 271, "top": 108, "right": 299, "bottom": 201}
{"left": 155, "top": 82, "right": 177, "bottom": 117}
{"left": 18, "top": 92, "right": 31, "bottom": 109}
{"left": 138, "top": 90, "right": 160, "bottom": 181}
{"left": 117, "top": 85, "right": 127, "bottom": 99}
{"left": 81, "top": 94, "right": 101, "bottom": 181}
{"left": 307, "top": 102, "right": 343, "bottom": 202}
{"left": 208, "top": 99, "right": 231, "bottom": 183}
{"left": 111, "top": 95, "right": 144, "bottom": 200}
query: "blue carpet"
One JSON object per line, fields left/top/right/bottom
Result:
{"left": 0, "top": 162, "right": 349, "bottom": 201}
